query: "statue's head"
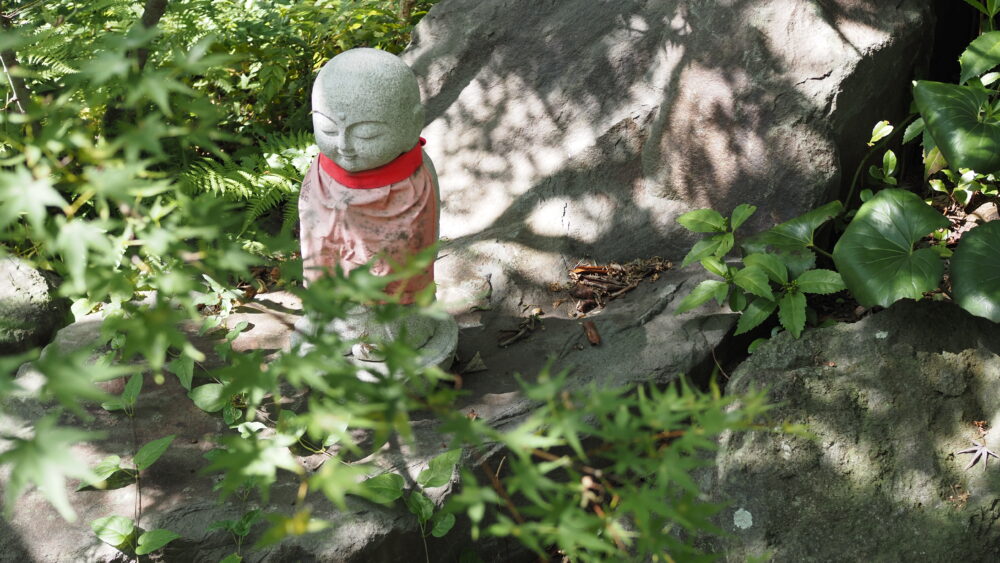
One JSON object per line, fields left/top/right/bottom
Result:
{"left": 311, "top": 48, "right": 424, "bottom": 173}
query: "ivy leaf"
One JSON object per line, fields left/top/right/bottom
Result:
{"left": 674, "top": 280, "right": 728, "bottom": 314}
{"left": 732, "top": 266, "right": 774, "bottom": 301}
{"left": 91, "top": 515, "right": 135, "bottom": 547}
{"left": 360, "top": 472, "right": 405, "bottom": 504}
{"left": 952, "top": 221, "right": 1000, "bottom": 321}
{"left": 417, "top": 449, "right": 462, "bottom": 488}
{"left": 734, "top": 298, "right": 777, "bottom": 336}
{"left": 134, "top": 435, "right": 175, "bottom": 471}
{"left": 795, "top": 269, "right": 846, "bottom": 295}
{"left": 832, "top": 189, "right": 948, "bottom": 308}
{"left": 135, "top": 529, "right": 181, "bottom": 555}
{"left": 777, "top": 291, "right": 807, "bottom": 338}
{"left": 959, "top": 31, "right": 1000, "bottom": 85}
{"left": 405, "top": 491, "right": 435, "bottom": 523}
{"left": 677, "top": 209, "right": 726, "bottom": 233}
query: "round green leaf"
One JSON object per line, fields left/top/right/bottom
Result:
{"left": 135, "top": 529, "right": 181, "bottom": 555}
{"left": 833, "top": 189, "right": 948, "bottom": 308}
{"left": 405, "top": 491, "right": 435, "bottom": 523}
{"left": 92, "top": 515, "right": 135, "bottom": 547}
{"left": 914, "top": 81, "right": 1000, "bottom": 173}
{"left": 677, "top": 209, "right": 726, "bottom": 233}
{"left": 417, "top": 449, "right": 461, "bottom": 488}
{"left": 188, "top": 383, "right": 228, "bottom": 413}
{"left": 952, "top": 221, "right": 1000, "bottom": 321}
{"left": 430, "top": 513, "right": 456, "bottom": 538}
{"left": 960, "top": 31, "right": 1000, "bottom": 85}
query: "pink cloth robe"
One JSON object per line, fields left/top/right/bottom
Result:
{"left": 298, "top": 155, "right": 437, "bottom": 304}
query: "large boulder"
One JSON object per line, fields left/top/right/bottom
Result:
{"left": 0, "top": 256, "right": 70, "bottom": 354}
{"left": 709, "top": 300, "right": 1000, "bottom": 561}
{"left": 404, "top": 0, "right": 933, "bottom": 311}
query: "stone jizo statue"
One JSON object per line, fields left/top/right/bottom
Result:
{"left": 294, "top": 48, "right": 456, "bottom": 368}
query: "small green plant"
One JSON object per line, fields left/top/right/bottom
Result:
{"left": 675, "top": 203, "right": 845, "bottom": 338}
{"left": 209, "top": 508, "right": 264, "bottom": 561}
{"left": 357, "top": 449, "right": 461, "bottom": 562}
{"left": 91, "top": 515, "right": 181, "bottom": 556}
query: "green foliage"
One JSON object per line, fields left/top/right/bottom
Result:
{"left": 676, "top": 203, "right": 844, "bottom": 338}
{"left": 951, "top": 221, "right": 1000, "bottom": 321}
{"left": 913, "top": 80, "right": 1000, "bottom": 173}
{"left": 833, "top": 189, "right": 949, "bottom": 308}
{"left": 91, "top": 514, "right": 181, "bottom": 555}
{"left": 444, "top": 370, "right": 771, "bottom": 561}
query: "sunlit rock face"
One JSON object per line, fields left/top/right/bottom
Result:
{"left": 404, "top": 0, "right": 932, "bottom": 311}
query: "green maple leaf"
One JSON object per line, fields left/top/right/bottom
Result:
{"left": 0, "top": 167, "right": 67, "bottom": 230}
{"left": 0, "top": 415, "right": 104, "bottom": 521}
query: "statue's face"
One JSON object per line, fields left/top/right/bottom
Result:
{"left": 312, "top": 84, "right": 421, "bottom": 173}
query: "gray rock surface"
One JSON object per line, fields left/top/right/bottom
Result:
{"left": 1, "top": 266, "right": 729, "bottom": 562}
{"left": 0, "top": 256, "right": 70, "bottom": 354}
{"left": 405, "top": 0, "right": 933, "bottom": 312}
{"left": 709, "top": 300, "right": 1000, "bottom": 562}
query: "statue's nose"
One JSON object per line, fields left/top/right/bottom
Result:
{"left": 334, "top": 131, "right": 354, "bottom": 154}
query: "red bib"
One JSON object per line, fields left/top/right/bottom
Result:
{"left": 317, "top": 138, "right": 426, "bottom": 189}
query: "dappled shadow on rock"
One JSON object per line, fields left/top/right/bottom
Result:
{"left": 707, "top": 300, "right": 1000, "bottom": 561}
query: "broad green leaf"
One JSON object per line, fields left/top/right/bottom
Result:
{"left": 360, "top": 473, "right": 405, "bottom": 504}
{"left": 91, "top": 515, "right": 135, "bottom": 547}
{"left": 730, "top": 204, "right": 757, "bottom": 230}
{"left": 675, "top": 280, "right": 728, "bottom": 314}
{"left": 677, "top": 209, "right": 726, "bottom": 232}
{"left": 405, "top": 491, "right": 435, "bottom": 523}
{"left": 734, "top": 298, "right": 777, "bottom": 335}
{"left": 868, "top": 120, "right": 893, "bottom": 146}
{"left": 959, "top": 31, "right": 1000, "bottom": 85}
{"left": 832, "top": 189, "right": 948, "bottom": 308}
{"left": 795, "top": 269, "right": 846, "bottom": 295}
{"left": 122, "top": 373, "right": 142, "bottom": 406}
{"left": 135, "top": 529, "right": 181, "bottom": 555}
{"left": 681, "top": 235, "right": 727, "bottom": 267}
{"left": 417, "top": 449, "right": 462, "bottom": 488}
{"left": 167, "top": 355, "right": 194, "bottom": 391}
{"left": 913, "top": 81, "right": 1000, "bottom": 173}
{"left": 0, "top": 415, "right": 102, "bottom": 521}
{"left": 743, "top": 253, "right": 788, "bottom": 285}
{"left": 952, "top": 221, "right": 1000, "bottom": 321}
{"left": 753, "top": 200, "right": 843, "bottom": 251}
{"left": 732, "top": 267, "right": 774, "bottom": 301}
{"left": 778, "top": 291, "right": 807, "bottom": 338}
{"left": 882, "top": 150, "right": 897, "bottom": 176}
{"left": 728, "top": 287, "right": 748, "bottom": 312}
{"left": 924, "top": 146, "right": 948, "bottom": 179}
{"left": 76, "top": 455, "right": 122, "bottom": 490}
{"left": 135, "top": 435, "right": 176, "bottom": 471}
{"left": 715, "top": 232, "right": 735, "bottom": 257}
{"left": 220, "top": 555, "right": 243, "bottom": 563}
{"left": 699, "top": 256, "right": 727, "bottom": 278}
{"left": 903, "top": 118, "right": 924, "bottom": 144}
{"left": 430, "top": 513, "right": 456, "bottom": 537}
{"left": 189, "top": 383, "right": 228, "bottom": 412}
